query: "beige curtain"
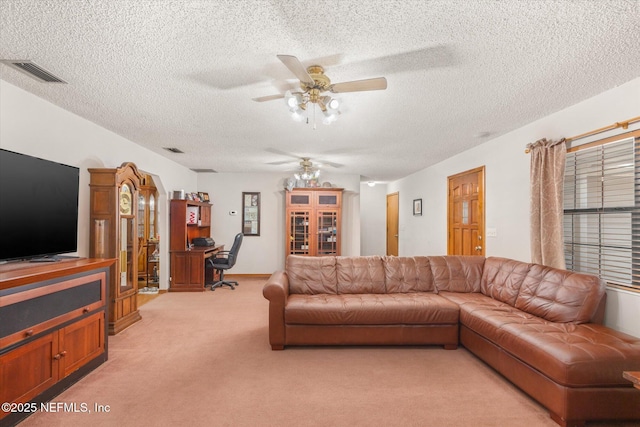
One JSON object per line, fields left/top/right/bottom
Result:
{"left": 527, "top": 138, "right": 566, "bottom": 269}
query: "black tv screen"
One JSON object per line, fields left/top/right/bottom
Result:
{"left": 0, "top": 149, "right": 80, "bottom": 262}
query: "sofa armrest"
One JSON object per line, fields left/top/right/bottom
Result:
{"left": 263, "top": 271, "right": 290, "bottom": 350}
{"left": 263, "top": 270, "right": 290, "bottom": 301}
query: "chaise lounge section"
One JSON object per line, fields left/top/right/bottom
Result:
{"left": 263, "top": 254, "right": 640, "bottom": 426}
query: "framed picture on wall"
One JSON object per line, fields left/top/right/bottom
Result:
{"left": 413, "top": 198, "right": 422, "bottom": 216}
{"left": 242, "top": 192, "right": 260, "bottom": 236}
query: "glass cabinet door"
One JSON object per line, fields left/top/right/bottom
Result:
{"left": 316, "top": 211, "right": 338, "bottom": 255}
{"left": 289, "top": 210, "right": 310, "bottom": 255}
{"left": 119, "top": 183, "right": 136, "bottom": 292}
{"left": 138, "top": 194, "right": 145, "bottom": 238}
{"left": 149, "top": 193, "right": 156, "bottom": 239}
{"left": 120, "top": 216, "right": 135, "bottom": 291}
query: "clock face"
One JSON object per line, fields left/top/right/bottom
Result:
{"left": 120, "top": 192, "right": 132, "bottom": 215}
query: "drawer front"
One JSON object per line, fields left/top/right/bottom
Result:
{"left": 0, "top": 271, "right": 107, "bottom": 350}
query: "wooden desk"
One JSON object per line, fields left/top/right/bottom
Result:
{"left": 624, "top": 371, "right": 640, "bottom": 390}
{"left": 169, "top": 244, "right": 224, "bottom": 292}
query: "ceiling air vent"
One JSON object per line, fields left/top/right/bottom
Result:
{"left": 191, "top": 168, "right": 218, "bottom": 173}
{"left": 163, "top": 147, "right": 184, "bottom": 154}
{"left": 0, "top": 60, "right": 67, "bottom": 83}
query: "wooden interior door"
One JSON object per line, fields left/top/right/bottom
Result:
{"left": 386, "top": 192, "right": 399, "bottom": 256}
{"left": 448, "top": 167, "right": 485, "bottom": 256}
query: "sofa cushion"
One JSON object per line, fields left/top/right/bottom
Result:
{"left": 286, "top": 255, "right": 337, "bottom": 295}
{"left": 438, "top": 291, "right": 541, "bottom": 345}
{"left": 285, "top": 293, "right": 459, "bottom": 325}
{"left": 429, "top": 256, "right": 485, "bottom": 293}
{"left": 336, "top": 256, "right": 386, "bottom": 294}
{"left": 480, "top": 257, "right": 531, "bottom": 306}
{"left": 514, "top": 264, "right": 605, "bottom": 323}
{"left": 498, "top": 322, "right": 640, "bottom": 387}
{"left": 383, "top": 256, "right": 435, "bottom": 293}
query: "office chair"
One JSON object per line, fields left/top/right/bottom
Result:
{"left": 206, "top": 233, "right": 243, "bottom": 291}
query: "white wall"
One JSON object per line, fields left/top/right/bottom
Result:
{"left": 197, "top": 172, "right": 362, "bottom": 273}
{"left": 0, "top": 80, "right": 198, "bottom": 290}
{"left": 3, "top": 75, "right": 639, "bottom": 336}
{"left": 0, "top": 80, "right": 362, "bottom": 284}
{"left": 386, "top": 77, "right": 640, "bottom": 336}
{"left": 360, "top": 182, "right": 388, "bottom": 255}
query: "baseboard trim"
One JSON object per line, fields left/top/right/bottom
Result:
{"left": 225, "top": 274, "right": 271, "bottom": 279}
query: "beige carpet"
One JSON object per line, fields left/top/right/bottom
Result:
{"left": 18, "top": 277, "right": 639, "bottom": 427}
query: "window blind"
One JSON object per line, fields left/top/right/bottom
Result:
{"left": 563, "top": 136, "right": 640, "bottom": 289}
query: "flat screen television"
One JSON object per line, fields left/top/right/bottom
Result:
{"left": 0, "top": 149, "right": 80, "bottom": 262}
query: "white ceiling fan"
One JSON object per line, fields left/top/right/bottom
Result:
{"left": 293, "top": 157, "right": 320, "bottom": 180}
{"left": 266, "top": 148, "right": 344, "bottom": 170}
{"left": 253, "top": 54, "right": 387, "bottom": 123}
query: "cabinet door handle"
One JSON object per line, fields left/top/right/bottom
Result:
{"left": 60, "top": 351, "right": 67, "bottom": 357}
{"left": 83, "top": 307, "right": 90, "bottom": 313}
{"left": 25, "top": 329, "right": 34, "bottom": 337}
{"left": 53, "top": 353, "right": 62, "bottom": 360}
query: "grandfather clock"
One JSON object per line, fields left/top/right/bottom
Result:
{"left": 89, "top": 162, "right": 143, "bottom": 335}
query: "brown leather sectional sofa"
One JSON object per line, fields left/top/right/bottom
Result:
{"left": 263, "top": 255, "right": 640, "bottom": 427}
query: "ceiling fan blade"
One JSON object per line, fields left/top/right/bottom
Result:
{"left": 316, "top": 159, "right": 343, "bottom": 168}
{"left": 329, "top": 77, "right": 387, "bottom": 93}
{"left": 267, "top": 160, "right": 297, "bottom": 166}
{"left": 252, "top": 94, "right": 284, "bottom": 102}
{"left": 277, "top": 54, "right": 315, "bottom": 86}
{"left": 340, "top": 45, "right": 458, "bottom": 76}
{"left": 265, "top": 148, "right": 300, "bottom": 158}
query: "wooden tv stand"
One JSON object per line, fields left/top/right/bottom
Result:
{"left": 0, "top": 258, "right": 114, "bottom": 427}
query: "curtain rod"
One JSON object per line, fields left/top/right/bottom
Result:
{"left": 524, "top": 115, "right": 640, "bottom": 154}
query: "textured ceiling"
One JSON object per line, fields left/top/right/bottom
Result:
{"left": 1, "top": 0, "right": 639, "bottom": 182}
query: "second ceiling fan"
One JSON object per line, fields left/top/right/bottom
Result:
{"left": 253, "top": 55, "right": 387, "bottom": 121}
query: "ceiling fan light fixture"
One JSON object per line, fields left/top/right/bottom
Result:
{"left": 287, "top": 97, "right": 298, "bottom": 109}
{"left": 255, "top": 55, "right": 387, "bottom": 126}
{"left": 291, "top": 110, "right": 305, "bottom": 122}
{"left": 322, "top": 114, "right": 337, "bottom": 125}
{"left": 284, "top": 90, "right": 298, "bottom": 109}
{"left": 294, "top": 169, "right": 319, "bottom": 180}
{"left": 305, "top": 169, "right": 320, "bottom": 180}
{"left": 327, "top": 98, "right": 340, "bottom": 110}
{"left": 321, "top": 107, "right": 339, "bottom": 125}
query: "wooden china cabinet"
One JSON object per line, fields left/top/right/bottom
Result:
{"left": 89, "top": 162, "right": 143, "bottom": 335}
{"left": 285, "top": 188, "right": 343, "bottom": 257}
{"left": 137, "top": 174, "right": 159, "bottom": 287}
